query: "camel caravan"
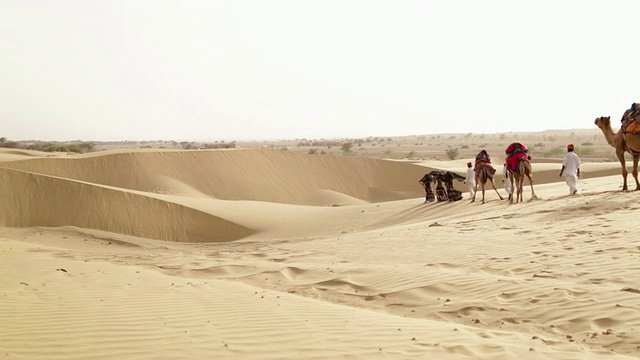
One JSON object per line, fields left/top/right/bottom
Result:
{"left": 419, "top": 142, "right": 537, "bottom": 205}
{"left": 418, "top": 103, "right": 640, "bottom": 205}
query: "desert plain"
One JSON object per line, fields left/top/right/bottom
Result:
{"left": 1, "top": 128, "right": 640, "bottom": 359}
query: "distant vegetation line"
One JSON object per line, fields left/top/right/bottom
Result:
{"left": 0, "top": 137, "right": 96, "bottom": 153}
{"left": 1, "top": 129, "right": 614, "bottom": 161}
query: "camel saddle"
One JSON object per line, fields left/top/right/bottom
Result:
{"left": 506, "top": 152, "right": 530, "bottom": 172}
{"left": 475, "top": 150, "right": 491, "bottom": 163}
{"left": 621, "top": 103, "right": 640, "bottom": 132}
{"left": 474, "top": 161, "right": 496, "bottom": 174}
{"left": 505, "top": 142, "right": 528, "bottom": 156}
{"left": 622, "top": 103, "right": 639, "bottom": 122}
{"left": 623, "top": 121, "right": 640, "bottom": 134}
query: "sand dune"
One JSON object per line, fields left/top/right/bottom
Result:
{"left": 2, "top": 147, "right": 639, "bottom": 359}
{"left": 0, "top": 167, "right": 255, "bottom": 242}
{"left": 0, "top": 149, "right": 431, "bottom": 204}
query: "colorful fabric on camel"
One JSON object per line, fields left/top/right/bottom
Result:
{"left": 475, "top": 150, "right": 491, "bottom": 163}
{"left": 506, "top": 152, "right": 529, "bottom": 172}
{"left": 474, "top": 161, "right": 496, "bottom": 174}
{"left": 622, "top": 103, "right": 640, "bottom": 134}
{"left": 622, "top": 103, "right": 639, "bottom": 124}
{"left": 505, "top": 142, "right": 528, "bottom": 156}
{"left": 623, "top": 120, "right": 640, "bottom": 134}
{"left": 505, "top": 142, "right": 530, "bottom": 172}
{"left": 474, "top": 150, "right": 496, "bottom": 174}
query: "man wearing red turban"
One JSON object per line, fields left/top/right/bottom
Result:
{"left": 559, "top": 144, "right": 580, "bottom": 195}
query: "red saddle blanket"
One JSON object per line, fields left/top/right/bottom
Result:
{"left": 507, "top": 152, "right": 529, "bottom": 172}
{"left": 474, "top": 161, "right": 496, "bottom": 174}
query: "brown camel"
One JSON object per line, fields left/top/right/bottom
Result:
{"left": 508, "top": 160, "right": 537, "bottom": 203}
{"left": 594, "top": 116, "right": 640, "bottom": 190}
{"left": 471, "top": 166, "right": 503, "bottom": 204}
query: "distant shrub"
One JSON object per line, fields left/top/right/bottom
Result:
{"left": 445, "top": 147, "right": 459, "bottom": 160}
{"left": 461, "top": 144, "right": 469, "bottom": 149}
{"left": 341, "top": 142, "right": 354, "bottom": 155}
{"left": 534, "top": 142, "right": 544, "bottom": 147}
{"left": 308, "top": 149, "right": 317, "bottom": 154}
{"left": 581, "top": 142, "right": 593, "bottom": 146}
{"left": 0, "top": 141, "right": 19, "bottom": 148}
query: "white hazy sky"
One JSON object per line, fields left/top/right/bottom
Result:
{"left": 1, "top": 0, "right": 638, "bottom": 141}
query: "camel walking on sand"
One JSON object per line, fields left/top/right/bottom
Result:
{"left": 509, "top": 160, "right": 537, "bottom": 203}
{"left": 595, "top": 116, "right": 640, "bottom": 191}
{"left": 471, "top": 166, "right": 503, "bottom": 204}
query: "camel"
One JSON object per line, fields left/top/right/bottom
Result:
{"left": 471, "top": 166, "right": 503, "bottom": 204}
{"left": 418, "top": 173, "right": 435, "bottom": 203}
{"left": 508, "top": 160, "right": 537, "bottom": 203}
{"left": 594, "top": 116, "right": 640, "bottom": 191}
{"left": 427, "top": 171, "right": 465, "bottom": 201}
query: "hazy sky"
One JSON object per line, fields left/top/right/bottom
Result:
{"left": 1, "top": 0, "right": 638, "bottom": 141}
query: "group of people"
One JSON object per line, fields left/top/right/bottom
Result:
{"left": 420, "top": 142, "right": 581, "bottom": 202}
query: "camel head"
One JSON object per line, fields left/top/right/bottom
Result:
{"left": 595, "top": 116, "right": 611, "bottom": 131}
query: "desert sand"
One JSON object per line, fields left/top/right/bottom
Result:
{"left": 1, "top": 145, "right": 639, "bottom": 359}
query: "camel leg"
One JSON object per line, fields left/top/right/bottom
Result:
{"left": 617, "top": 150, "right": 628, "bottom": 190}
{"left": 489, "top": 179, "right": 504, "bottom": 200}
{"left": 633, "top": 155, "right": 640, "bottom": 191}
{"left": 481, "top": 182, "right": 486, "bottom": 204}
{"left": 509, "top": 176, "right": 515, "bottom": 204}
{"left": 527, "top": 173, "right": 537, "bottom": 200}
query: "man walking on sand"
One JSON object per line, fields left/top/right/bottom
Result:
{"left": 502, "top": 162, "right": 513, "bottom": 200}
{"left": 559, "top": 144, "right": 580, "bottom": 195}
{"left": 464, "top": 162, "right": 476, "bottom": 198}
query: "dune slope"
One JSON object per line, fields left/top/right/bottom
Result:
{"left": 0, "top": 149, "right": 431, "bottom": 204}
{"left": 0, "top": 168, "right": 255, "bottom": 242}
